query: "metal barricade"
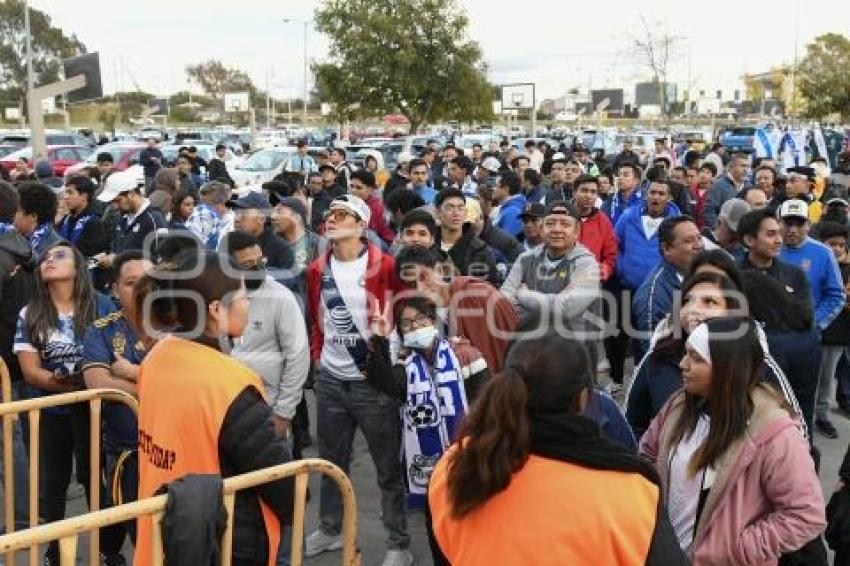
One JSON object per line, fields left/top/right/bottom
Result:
{"left": 0, "top": 374, "right": 138, "bottom": 566}
{"left": 0, "top": 458, "right": 360, "bottom": 566}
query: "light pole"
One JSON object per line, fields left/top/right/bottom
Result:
{"left": 282, "top": 18, "right": 309, "bottom": 127}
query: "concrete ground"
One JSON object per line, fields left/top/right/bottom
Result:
{"left": 3, "top": 387, "right": 847, "bottom": 565}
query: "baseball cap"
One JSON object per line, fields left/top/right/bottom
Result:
{"left": 786, "top": 166, "right": 816, "bottom": 181}
{"left": 519, "top": 202, "right": 545, "bottom": 221}
{"left": 330, "top": 194, "right": 371, "bottom": 223}
{"left": 227, "top": 191, "right": 271, "bottom": 210}
{"left": 276, "top": 196, "right": 308, "bottom": 226}
{"left": 827, "top": 197, "right": 850, "bottom": 207}
{"left": 397, "top": 151, "right": 413, "bottom": 164}
{"left": 97, "top": 169, "right": 142, "bottom": 202}
{"left": 543, "top": 200, "right": 580, "bottom": 220}
{"left": 779, "top": 199, "right": 809, "bottom": 221}
{"left": 718, "top": 198, "right": 752, "bottom": 232}
{"left": 481, "top": 156, "right": 501, "bottom": 173}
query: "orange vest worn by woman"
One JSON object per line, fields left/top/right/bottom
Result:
{"left": 135, "top": 336, "right": 280, "bottom": 566}
{"left": 429, "top": 451, "right": 661, "bottom": 565}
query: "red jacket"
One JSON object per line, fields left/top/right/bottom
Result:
{"left": 578, "top": 210, "right": 618, "bottom": 282}
{"left": 366, "top": 194, "right": 396, "bottom": 245}
{"left": 306, "top": 243, "right": 400, "bottom": 362}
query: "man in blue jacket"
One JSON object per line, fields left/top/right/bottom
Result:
{"left": 601, "top": 163, "right": 643, "bottom": 226}
{"left": 492, "top": 171, "right": 526, "bottom": 240}
{"left": 614, "top": 179, "right": 681, "bottom": 292}
{"left": 778, "top": 198, "right": 846, "bottom": 438}
{"left": 632, "top": 216, "right": 703, "bottom": 361}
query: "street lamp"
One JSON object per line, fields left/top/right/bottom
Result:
{"left": 282, "top": 18, "right": 309, "bottom": 127}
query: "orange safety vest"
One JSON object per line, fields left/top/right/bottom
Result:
{"left": 134, "top": 336, "right": 280, "bottom": 566}
{"left": 428, "top": 451, "right": 659, "bottom": 566}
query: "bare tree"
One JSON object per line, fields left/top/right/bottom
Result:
{"left": 631, "top": 17, "right": 682, "bottom": 121}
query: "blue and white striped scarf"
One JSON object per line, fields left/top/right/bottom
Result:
{"left": 403, "top": 338, "right": 468, "bottom": 497}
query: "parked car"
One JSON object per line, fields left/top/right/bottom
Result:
{"left": 1, "top": 145, "right": 93, "bottom": 177}
{"left": 0, "top": 131, "right": 94, "bottom": 149}
{"left": 62, "top": 142, "right": 147, "bottom": 179}
{"left": 230, "top": 146, "right": 298, "bottom": 190}
{"left": 720, "top": 127, "right": 761, "bottom": 154}
{"left": 0, "top": 145, "right": 19, "bottom": 159}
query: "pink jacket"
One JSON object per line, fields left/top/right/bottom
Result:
{"left": 640, "top": 385, "right": 825, "bottom": 565}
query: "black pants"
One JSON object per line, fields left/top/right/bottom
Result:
{"left": 424, "top": 496, "right": 450, "bottom": 566}
{"left": 41, "top": 405, "right": 126, "bottom": 560}
{"left": 603, "top": 279, "right": 631, "bottom": 384}
{"left": 41, "top": 406, "right": 92, "bottom": 560}
{"left": 766, "top": 329, "right": 820, "bottom": 436}
{"left": 292, "top": 394, "right": 310, "bottom": 460}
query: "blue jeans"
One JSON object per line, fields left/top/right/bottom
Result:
{"left": 0, "top": 380, "right": 30, "bottom": 531}
{"left": 314, "top": 370, "right": 409, "bottom": 550}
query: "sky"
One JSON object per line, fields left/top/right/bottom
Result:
{"left": 29, "top": 0, "right": 850, "bottom": 104}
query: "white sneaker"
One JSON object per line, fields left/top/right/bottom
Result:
{"left": 382, "top": 549, "right": 413, "bottom": 566}
{"left": 305, "top": 529, "right": 343, "bottom": 558}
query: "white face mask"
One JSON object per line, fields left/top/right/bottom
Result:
{"left": 402, "top": 325, "right": 439, "bottom": 350}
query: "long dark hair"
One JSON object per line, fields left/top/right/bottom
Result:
{"left": 25, "top": 241, "right": 96, "bottom": 349}
{"left": 132, "top": 250, "right": 242, "bottom": 338}
{"left": 653, "top": 271, "right": 743, "bottom": 361}
{"left": 671, "top": 317, "right": 774, "bottom": 475}
{"left": 446, "top": 334, "right": 593, "bottom": 518}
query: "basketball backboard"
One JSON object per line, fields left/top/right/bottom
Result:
{"left": 500, "top": 83, "right": 535, "bottom": 111}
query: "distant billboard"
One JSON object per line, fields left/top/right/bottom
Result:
{"left": 224, "top": 92, "right": 250, "bottom": 112}
{"left": 591, "top": 89, "right": 624, "bottom": 115}
{"left": 62, "top": 52, "right": 103, "bottom": 103}
{"left": 4, "top": 107, "right": 20, "bottom": 121}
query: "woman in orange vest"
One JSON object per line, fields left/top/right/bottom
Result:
{"left": 131, "top": 250, "right": 293, "bottom": 566}
{"left": 428, "top": 334, "right": 687, "bottom": 565}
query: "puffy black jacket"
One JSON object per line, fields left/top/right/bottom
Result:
{"left": 207, "top": 158, "right": 234, "bottom": 187}
{"left": 438, "top": 223, "right": 501, "bottom": 287}
{"left": 219, "top": 387, "right": 294, "bottom": 565}
{"left": 0, "top": 232, "right": 33, "bottom": 382}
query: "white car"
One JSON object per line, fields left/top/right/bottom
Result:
{"left": 230, "top": 146, "right": 298, "bottom": 192}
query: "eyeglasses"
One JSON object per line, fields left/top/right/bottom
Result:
{"left": 324, "top": 209, "right": 356, "bottom": 222}
{"left": 240, "top": 256, "right": 268, "bottom": 270}
{"left": 399, "top": 313, "right": 432, "bottom": 332}
{"left": 42, "top": 249, "right": 73, "bottom": 263}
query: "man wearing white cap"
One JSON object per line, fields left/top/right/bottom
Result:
{"left": 304, "top": 194, "right": 411, "bottom": 564}
{"left": 778, "top": 198, "right": 846, "bottom": 438}
{"left": 95, "top": 169, "right": 166, "bottom": 267}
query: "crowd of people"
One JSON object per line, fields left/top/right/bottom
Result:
{"left": 1, "top": 132, "right": 850, "bottom": 565}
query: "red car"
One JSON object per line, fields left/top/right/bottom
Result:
{"left": 62, "top": 142, "right": 146, "bottom": 179}
{"left": 0, "top": 145, "right": 93, "bottom": 177}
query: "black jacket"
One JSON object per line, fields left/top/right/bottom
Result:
{"left": 219, "top": 387, "right": 294, "bottom": 565}
{"left": 0, "top": 232, "right": 33, "bottom": 382}
{"left": 189, "top": 155, "right": 208, "bottom": 176}
{"left": 57, "top": 206, "right": 109, "bottom": 258}
{"left": 117, "top": 204, "right": 168, "bottom": 255}
{"left": 479, "top": 217, "right": 522, "bottom": 263}
{"left": 207, "top": 158, "right": 234, "bottom": 187}
{"left": 437, "top": 223, "right": 501, "bottom": 287}
{"left": 139, "top": 147, "right": 163, "bottom": 178}
{"left": 823, "top": 263, "right": 850, "bottom": 346}
{"left": 738, "top": 254, "right": 814, "bottom": 312}
{"left": 383, "top": 172, "right": 409, "bottom": 200}
{"left": 258, "top": 225, "right": 294, "bottom": 272}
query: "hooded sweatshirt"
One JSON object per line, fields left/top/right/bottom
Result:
{"left": 615, "top": 201, "right": 681, "bottom": 290}
{"left": 640, "top": 385, "right": 825, "bottom": 565}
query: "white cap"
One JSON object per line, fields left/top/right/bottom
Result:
{"left": 481, "top": 156, "right": 501, "bottom": 173}
{"left": 97, "top": 169, "right": 142, "bottom": 202}
{"left": 397, "top": 151, "right": 413, "bottom": 164}
{"left": 329, "top": 194, "right": 371, "bottom": 224}
{"left": 778, "top": 199, "right": 809, "bottom": 221}
{"left": 552, "top": 152, "right": 566, "bottom": 160}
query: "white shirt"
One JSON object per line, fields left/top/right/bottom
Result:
{"left": 320, "top": 253, "right": 369, "bottom": 380}
{"left": 669, "top": 414, "right": 713, "bottom": 552}
{"left": 641, "top": 214, "right": 664, "bottom": 240}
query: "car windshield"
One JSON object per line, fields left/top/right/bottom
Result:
{"left": 239, "top": 149, "right": 289, "bottom": 171}
{"left": 5, "top": 147, "right": 33, "bottom": 160}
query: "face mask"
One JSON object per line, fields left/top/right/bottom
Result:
{"left": 403, "top": 325, "right": 439, "bottom": 350}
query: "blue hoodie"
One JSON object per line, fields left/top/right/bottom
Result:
{"left": 614, "top": 201, "right": 681, "bottom": 291}
{"left": 601, "top": 187, "right": 643, "bottom": 226}
{"left": 780, "top": 237, "right": 846, "bottom": 330}
{"left": 494, "top": 194, "right": 526, "bottom": 239}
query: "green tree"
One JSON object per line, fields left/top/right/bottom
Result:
{"left": 313, "top": 0, "right": 493, "bottom": 133}
{"left": 186, "top": 60, "right": 255, "bottom": 100}
{"left": 799, "top": 33, "right": 850, "bottom": 120}
{"left": 0, "top": 0, "right": 87, "bottom": 108}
